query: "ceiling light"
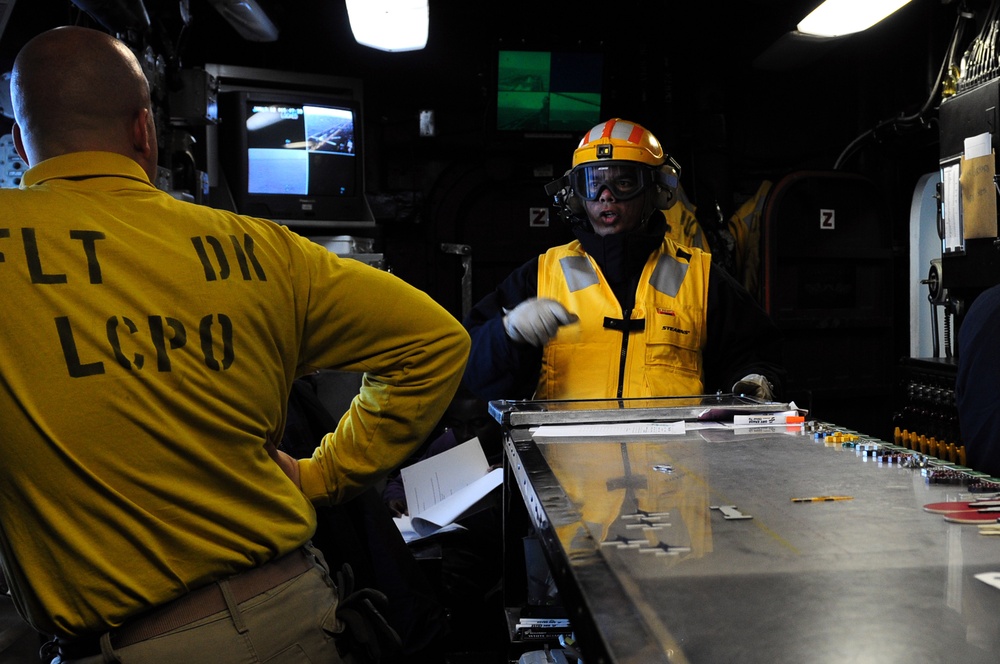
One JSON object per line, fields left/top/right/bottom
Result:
{"left": 346, "top": 0, "right": 429, "bottom": 52}
{"left": 797, "top": 0, "right": 912, "bottom": 38}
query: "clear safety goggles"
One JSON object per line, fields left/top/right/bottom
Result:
{"left": 569, "top": 162, "right": 656, "bottom": 201}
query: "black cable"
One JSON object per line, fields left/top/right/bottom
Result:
{"left": 833, "top": 6, "right": 973, "bottom": 170}
{"left": 900, "top": 9, "right": 971, "bottom": 123}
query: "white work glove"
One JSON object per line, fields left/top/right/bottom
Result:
{"left": 503, "top": 298, "right": 579, "bottom": 347}
{"left": 732, "top": 374, "right": 774, "bottom": 401}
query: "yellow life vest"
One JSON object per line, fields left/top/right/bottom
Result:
{"left": 534, "top": 237, "right": 711, "bottom": 400}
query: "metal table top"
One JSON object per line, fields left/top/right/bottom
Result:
{"left": 503, "top": 418, "right": 1000, "bottom": 664}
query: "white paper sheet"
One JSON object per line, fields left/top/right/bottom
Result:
{"left": 400, "top": 437, "right": 488, "bottom": 515}
{"left": 394, "top": 437, "right": 502, "bottom": 540}
{"left": 410, "top": 468, "right": 503, "bottom": 537}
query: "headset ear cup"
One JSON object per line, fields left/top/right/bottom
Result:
{"left": 654, "top": 164, "right": 679, "bottom": 209}
{"left": 654, "top": 186, "right": 675, "bottom": 209}
{"left": 566, "top": 194, "right": 584, "bottom": 214}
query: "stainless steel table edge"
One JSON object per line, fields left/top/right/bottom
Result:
{"left": 490, "top": 395, "right": 793, "bottom": 428}
{"left": 505, "top": 431, "right": 682, "bottom": 664}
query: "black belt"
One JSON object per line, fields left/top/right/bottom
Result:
{"left": 56, "top": 548, "right": 313, "bottom": 660}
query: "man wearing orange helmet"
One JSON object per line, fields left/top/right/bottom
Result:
{"left": 463, "top": 118, "right": 783, "bottom": 402}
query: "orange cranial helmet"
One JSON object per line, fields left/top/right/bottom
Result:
{"left": 572, "top": 118, "right": 667, "bottom": 168}
{"left": 544, "top": 118, "right": 681, "bottom": 219}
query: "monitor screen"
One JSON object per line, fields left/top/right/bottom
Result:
{"left": 496, "top": 50, "right": 603, "bottom": 133}
{"left": 221, "top": 90, "right": 369, "bottom": 225}
{"left": 246, "top": 100, "right": 356, "bottom": 196}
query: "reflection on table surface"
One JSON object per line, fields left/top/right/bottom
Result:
{"left": 507, "top": 423, "right": 1000, "bottom": 664}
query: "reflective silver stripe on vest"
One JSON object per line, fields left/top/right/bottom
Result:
{"left": 649, "top": 253, "right": 689, "bottom": 297}
{"left": 558, "top": 255, "right": 600, "bottom": 292}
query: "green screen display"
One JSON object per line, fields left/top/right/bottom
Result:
{"left": 497, "top": 50, "right": 603, "bottom": 132}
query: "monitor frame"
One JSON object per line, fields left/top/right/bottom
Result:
{"left": 205, "top": 64, "right": 374, "bottom": 229}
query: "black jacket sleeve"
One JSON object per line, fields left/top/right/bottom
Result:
{"left": 461, "top": 257, "right": 544, "bottom": 401}
{"left": 702, "top": 264, "right": 786, "bottom": 398}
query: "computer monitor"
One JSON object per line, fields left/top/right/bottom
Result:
{"left": 219, "top": 88, "right": 369, "bottom": 226}
{"left": 496, "top": 49, "right": 603, "bottom": 134}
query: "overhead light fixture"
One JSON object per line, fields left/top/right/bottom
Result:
{"left": 797, "top": 0, "right": 912, "bottom": 38}
{"left": 346, "top": 0, "right": 428, "bottom": 52}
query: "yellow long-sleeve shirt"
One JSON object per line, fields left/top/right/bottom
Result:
{"left": 0, "top": 152, "right": 469, "bottom": 637}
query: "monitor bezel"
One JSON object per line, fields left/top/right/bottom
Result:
{"left": 221, "top": 88, "right": 369, "bottom": 225}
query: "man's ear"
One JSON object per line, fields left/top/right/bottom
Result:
{"left": 130, "top": 107, "right": 159, "bottom": 182}
{"left": 130, "top": 108, "right": 152, "bottom": 157}
{"left": 12, "top": 123, "right": 29, "bottom": 166}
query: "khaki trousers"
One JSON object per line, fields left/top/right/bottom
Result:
{"left": 61, "top": 547, "right": 354, "bottom": 664}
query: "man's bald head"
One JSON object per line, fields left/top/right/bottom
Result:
{"left": 10, "top": 26, "right": 158, "bottom": 180}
